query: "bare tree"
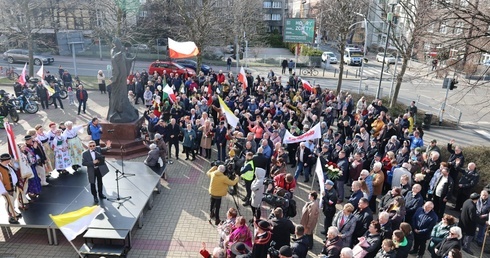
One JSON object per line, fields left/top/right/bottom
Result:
{"left": 316, "top": 0, "right": 370, "bottom": 94}
{"left": 368, "top": 0, "right": 439, "bottom": 107}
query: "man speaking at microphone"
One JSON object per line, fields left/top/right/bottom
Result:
{"left": 82, "top": 140, "right": 112, "bottom": 204}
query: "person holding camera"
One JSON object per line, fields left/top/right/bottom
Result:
{"left": 207, "top": 165, "right": 239, "bottom": 225}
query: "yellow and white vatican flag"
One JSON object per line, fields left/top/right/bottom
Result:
{"left": 218, "top": 96, "right": 239, "bottom": 128}
{"left": 50, "top": 205, "right": 103, "bottom": 241}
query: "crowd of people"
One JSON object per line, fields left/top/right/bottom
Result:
{"left": 2, "top": 61, "right": 488, "bottom": 257}
{"left": 126, "top": 65, "right": 486, "bottom": 258}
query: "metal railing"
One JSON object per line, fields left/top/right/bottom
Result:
{"left": 415, "top": 94, "right": 463, "bottom": 126}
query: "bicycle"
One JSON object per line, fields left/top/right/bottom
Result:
{"left": 301, "top": 66, "right": 319, "bottom": 76}
{"left": 5, "top": 66, "right": 19, "bottom": 81}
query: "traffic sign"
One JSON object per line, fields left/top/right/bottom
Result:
{"left": 283, "top": 18, "right": 316, "bottom": 44}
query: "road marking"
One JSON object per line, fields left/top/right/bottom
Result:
{"left": 475, "top": 130, "right": 490, "bottom": 140}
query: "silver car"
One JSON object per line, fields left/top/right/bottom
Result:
{"left": 3, "top": 49, "right": 54, "bottom": 65}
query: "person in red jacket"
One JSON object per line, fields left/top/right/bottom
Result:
{"left": 273, "top": 173, "right": 296, "bottom": 193}
{"left": 217, "top": 70, "right": 226, "bottom": 85}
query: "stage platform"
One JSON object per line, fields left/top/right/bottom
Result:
{"left": 0, "top": 161, "right": 164, "bottom": 246}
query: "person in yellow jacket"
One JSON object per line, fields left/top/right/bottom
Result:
{"left": 207, "top": 165, "right": 239, "bottom": 225}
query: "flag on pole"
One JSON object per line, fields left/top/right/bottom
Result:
{"left": 18, "top": 63, "right": 27, "bottom": 85}
{"left": 4, "top": 122, "right": 19, "bottom": 161}
{"left": 162, "top": 85, "right": 177, "bottom": 103}
{"left": 218, "top": 96, "right": 239, "bottom": 128}
{"left": 302, "top": 80, "right": 313, "bottom": 92}
{"left": 315, "top": 157, "right": 325, "bottom": 195}
{"left": 168, "top": 38, "right": 199, "bottom": 59}
{"left": 49, "top": 206, "right": 103, "bottom": 241}
{"left": 206, "top": 84, "right": 213, "bottom": 106}
{"left": 282, "top": 122, "right": 322, "bottom": 144}
{"left": 238, "top": 66, "right": 247, "bottom": 90}
{"left": 36, "top": 63, "right": 44, "bottom": 78}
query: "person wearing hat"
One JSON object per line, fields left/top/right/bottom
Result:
{"left": 321, "top": 180, "right": 338, "bottom": 235}
{"left": 16, "top": 143, "right": 34, "bottom": 208}
{"left": 82, "top": 140, "right": 112, "bottom": 204}
{"left": 458, "top": 192, "right": 480, "bottom": 254}
{"left": 230, "top": 242, "right": 251, "bottom": 258}
{"left": 252, "top": 220, "right": 273, "bottom": 258}
{"left": 0, "top": 153, "right": 21, "bottom": 224}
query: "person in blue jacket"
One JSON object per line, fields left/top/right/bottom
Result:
{"left": 410, "top": 202, "right": 438, "bottom": 258}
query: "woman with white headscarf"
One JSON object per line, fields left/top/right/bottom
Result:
{"left": 62, "top": 121, "right": 86, "bottom": 171}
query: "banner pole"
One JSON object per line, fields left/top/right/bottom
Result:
{"left": 68, "top": 239, "right": 84, "bottom": 258}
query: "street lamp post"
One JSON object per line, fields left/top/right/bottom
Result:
{"left": 354, "top": 13, "right": 368, "bottom": 94}
{"left": 376, "top": 0, "right": 399, "bottom": 99}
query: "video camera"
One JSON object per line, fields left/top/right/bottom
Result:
{"left": 211, "top": 160, "right": 237, "bottom": 180}
{"left": 267, "top": 241, "right": 279, "bottom": 258}
{"left": 262, "top": 193, "right": 288, "bottom": 208}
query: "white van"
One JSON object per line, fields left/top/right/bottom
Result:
{"left": 344, "top": 48, "right": 363, "bottom": 66}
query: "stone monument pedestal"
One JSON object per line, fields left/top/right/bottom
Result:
{"left": 99, "top": 117, "right": 148, "bottom": 159}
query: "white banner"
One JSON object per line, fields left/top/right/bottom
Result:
{"left": 315, "top": 156, "right": 325, "bottom": 195}
{"left": 282, "top": 123, "right": 322, "bottom": 144}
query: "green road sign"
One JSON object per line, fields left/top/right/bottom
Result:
{"left": 283, "top": 18, "right": 316, "bottom": 44}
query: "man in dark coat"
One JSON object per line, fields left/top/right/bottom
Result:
{"left": 270, "top": 207, "right": 295, "bottom": 249}
{"left": 76, "top": 84, "right": 88, "bottom": 115}
{"left": 82, "top": 140, "right": 111, "bottom": 204}
{"left": 321, "top": 180, "right": 338, "bottom": 234}
{"left": 431, "top": 167, "right": 453, "bottom": 220}
{"left": 36, "top": 81, "right": 49, "bottom": 109}
{"left": 252, "top": 147, "right": 268, "bottom": 171}
{"left": 454, "top": 162, "right": 479, "bottom": 211}
{"left": 404, "top": 184, "right": 424, "bottom": 224}
{"left": 410, "top": 202, "right": 438, "bottom": 258}
{"left": 294, "top": 142, "right": 314, "bottom": 183}
{"left": 291, "top": 225, "right": 309, "bottom": 258}
{"left": 336, "top": 150, "right": 349, "bottom": 201}
{"left": 166, "top": 118, "right": 181, "bottom": 160}
{"left": 458, "top": 192, "right": 480, "bottom": 255}
{"left": 213, "top": 121, "right": 227, "bottom": 161}
{"left": 352, "top": 198, "right": 373, "bottom": 246}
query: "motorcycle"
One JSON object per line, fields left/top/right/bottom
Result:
{"left": 0, "top": 91, "right": 20, "bottom": 123}
{"left": 9, "top": 92, "right": 39, "bottom": 114}
{"left": 29, "top": 77, "right": 68, "bottom": 100}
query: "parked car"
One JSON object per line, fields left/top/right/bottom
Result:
{"left": 174, "top": 59, "right": 212, "bottom": 75}
{"left": 132, "top": 44, "right": 150, "bottom": 51}
{"left": 376, "top": 52, "right": 396, "bottom": 64}
{"left": 3, "top": 49, "right": 54, "bottom": 65}
{"left": 321, "top": 52, "right": 338, "bottom": 64}
{"left": 148, "top": 61, "right": 196, "bottom": 79}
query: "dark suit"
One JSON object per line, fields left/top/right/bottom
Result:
{"left": 82, "top": 147, "right": 109, "bottom": 198}
{"left": 166, "top": 123, "right": 181, "bottom": 159}
{"left": 294, "top": 147, "right": 313, "bottom": 181}
{"left": 214, "top": 125, "right": 227, "bottom": 161}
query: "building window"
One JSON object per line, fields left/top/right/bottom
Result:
{"left": 427, "top": 23, "right": 434, "bottom": 32}
{"left": 272, "top": 1, "right": 281, "bottom": 8}
{"left": 264, "top": 14, "right": 271, "bottom": 20}
{"left": 455, "top": 22, "right": 463, "bottom": 34}
{"left": 263, "top": 2, "right": 271, "bottom": 8}
{"left": 272, "top": 14, "right": 281, "bottom": 20}
{"left": 460, "top": 0, "right": 468, "bottom": 7}
{"left": 439, "top": 22, "right": 447, "bottom": 34}
{"left": 424, "top": 42, "right": 431, "bottom": 51}
{"left": 139, "top": 11, "right": 147, "bottom": 18}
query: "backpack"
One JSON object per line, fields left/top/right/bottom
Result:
{"left": 87, "top": 123, "right": 92, "bottom": 135}
{"left": 287, "top": 198, "right": 297, "bottom": 218}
